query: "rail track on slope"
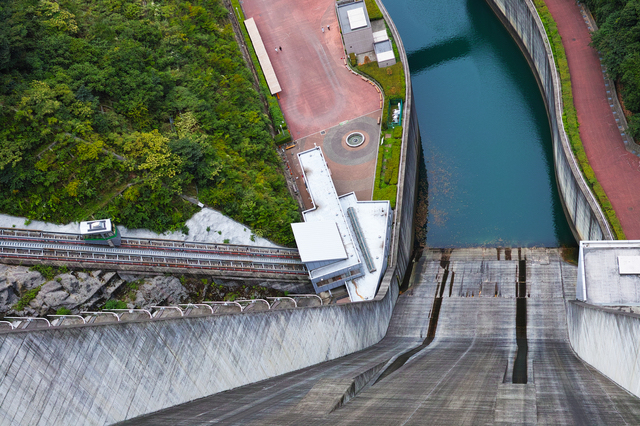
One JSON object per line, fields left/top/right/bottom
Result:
{"left": 0, "top": 228, "right": 307, "bottom": 278}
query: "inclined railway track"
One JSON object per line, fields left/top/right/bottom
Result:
{"left": 0, "top": 228, "right": 307, "bottom": 276}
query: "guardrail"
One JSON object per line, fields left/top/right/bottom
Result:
{"left": 0, "top": 295, "right": 324, "bottom": 331}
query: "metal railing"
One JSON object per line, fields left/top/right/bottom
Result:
{"left": 0, "top": 294, "right": 324, "bottom": 332}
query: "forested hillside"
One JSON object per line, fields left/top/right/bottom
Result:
{"left": 586, "top": 0, "right": 640, "bottom": 139}
{"left": 0, "top": 0, "right": 299, "bottom": 245}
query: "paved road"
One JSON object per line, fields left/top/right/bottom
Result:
{"left": 544, "top": 0, "right": 640, "bottom": 239}
{"left": 121, "top": 248, "right": 640, "bottom": 425}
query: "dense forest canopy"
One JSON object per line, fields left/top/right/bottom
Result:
{"left": 0, "top": 0, "right": 299, "bottom": 245}
{"left": 586, "top": 0, "right": 640, "bottom": 138}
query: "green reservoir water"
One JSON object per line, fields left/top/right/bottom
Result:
{"left": 382, "top": 0, "right": 575, "bottom": 248}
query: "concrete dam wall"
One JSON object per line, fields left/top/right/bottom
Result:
{"left": 567, "top": 301, "right": 640, "bottom": 399}
{"left": 485, "top": 0, "right": 612, "bottom": 241}
{"left": 0, "top": 289, "right": 398, "bottom": 426}
{"left": 0, "top": 1, "right": 422, "bottom": 424}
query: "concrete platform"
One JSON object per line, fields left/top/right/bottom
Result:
{"left": 284, "top": 111, "right": 382, "bottom": 208}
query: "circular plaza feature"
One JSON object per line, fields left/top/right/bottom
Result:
{"left": 346, "top": 132, "right": 365, "bottom": 147}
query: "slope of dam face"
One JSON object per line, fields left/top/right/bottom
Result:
{"left": 121, "top": 249, "right": 640, "bottom": 425}
{"left": 386, "top": 0, "right": 575, "bottom": 247}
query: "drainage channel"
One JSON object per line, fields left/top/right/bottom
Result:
{"left": 513, "top": 249, "right": 528, "bottom": 384}
{"left": 374, "top": 250, "right": 452, "bottom": 385}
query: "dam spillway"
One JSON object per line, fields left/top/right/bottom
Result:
{"left": 123, "top": 249, "right": 640, "bottom": 425}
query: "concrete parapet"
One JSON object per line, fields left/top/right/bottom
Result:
{"left": 485, "top": 0, "right": 613, "bottom": 241}
{"left": 567, "top": 301, "right": 640, "bottom": 398}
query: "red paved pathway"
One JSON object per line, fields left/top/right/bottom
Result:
{"left": 545, "top": 0, "right": 640, "bottom": 239}
{"left": 241, "top": 0, "right": 380, "bottom": 140}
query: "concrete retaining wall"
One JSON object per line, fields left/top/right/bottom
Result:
{"left": 485, "top": 0, "right": 613, "bottom": 241}
{"left": 0, "top": 288, "right": 397, "bottom": 425}
{"left": 0, "top": 2, "right": 421, "bottom": 425}
{"left": 567, "top": 301, "right": 640, "bottom": 398}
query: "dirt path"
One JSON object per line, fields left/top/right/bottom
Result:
{"left": 544, "top": 0, "right": 640, "bottom": 239}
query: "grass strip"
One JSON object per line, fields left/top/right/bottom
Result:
{"left": 348, "top": 22, "right": 406, "bottom": 208}
{"left": 535, "top": 0, "right": 625, "bottom": 239}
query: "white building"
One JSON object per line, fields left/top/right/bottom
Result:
{"left": 292, "top": 147, "right": 392, "bottom": 301}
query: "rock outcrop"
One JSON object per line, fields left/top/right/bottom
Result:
{"left": 0, "top": 266, "right": 188, "bottom": 316}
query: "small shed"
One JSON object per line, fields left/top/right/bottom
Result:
{"left": 336, "top": 1, "right": 374, "bottom": 55}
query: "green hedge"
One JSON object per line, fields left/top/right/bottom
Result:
{"left": 372, "top": 135, "right": 401, "bottom": 208}
{"left": 535, "top": 0, "right": 625, "bottom": 239}
{"left": 364, "top": 0, "right": 383, "bottom": 20}
{"left": 274, "top": 130, "right": 292, "bottom": 145}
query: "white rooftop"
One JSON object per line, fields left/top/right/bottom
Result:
{"left": 244, "top": 18, "right": 281, "bottom": 94}
{"left": 293, "top": 147, "right": 391, "bottom": 301}
{"left": 298, "top": 148, "right": 361, "bottom": 280}
{"left": 291, "top": 221, "right": 347, "bottom": 263}
{"left": 347, "top": 7, "right": 367, "bottom": 30}
{"left": 372, "top": 30, "right": 389, "bottom": 43}
{"left": 578, "top": 240, "right": 640, "bottom": 305}
{"left": 80, "top": 219, "right": 113, "bottom": 235}
{"left": 376, "top": 50, "right": 395, "bottom": 63}
{"left": 340, "top": 193, "right": 391, "bottom": 301}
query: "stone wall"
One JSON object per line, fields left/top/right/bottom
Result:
{"left": 567, "top": 301, "right": 640, "bottom": 398}
{"left": 0, "top": 1, "right": 422, "bottom": 424}
{"left": 485, "top": 0, "right": 613, "bottom": 241}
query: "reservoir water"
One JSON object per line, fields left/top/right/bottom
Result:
{"left": 383, "top": 0, "right": 575, "bottom": 248}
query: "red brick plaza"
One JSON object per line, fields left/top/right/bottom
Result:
{"left": 241, "top": 0, "right": 382, "bottom": 205}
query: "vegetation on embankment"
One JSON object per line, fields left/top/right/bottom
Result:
{"left": 349, "top": 22, "right": 406, "bottom": 209}
{"left": 534, "top": 0, "right": 625, "bottom": 239}
{"left": 0, "top": 0, "right": 299, "bottom": 245}
{"left": 585, "top": 0, "right": 640, "bottom": 140}
{"left": 372, "top": 126, "right": 403, "bottom": 208}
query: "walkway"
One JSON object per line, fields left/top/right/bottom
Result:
{"left": 120, "top": 249, "right": 640, "bottom": 425}
{"left": 544, "top": 0, "right": 640, "bottom": 239}
{"left": 241, "top": 0, "right": 380, "bottom": 140}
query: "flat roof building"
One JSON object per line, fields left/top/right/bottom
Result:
{"left": 292, "top": 147, "right": 392, "bottom": 301}
{"left": 336, "top": 1, "right": 396, "bottom": 68}
{"left": 336, "top": 1, "right": 374, "bottom": 56}
{"left": 578, "top": 240, "right": 640, "bottom": 306}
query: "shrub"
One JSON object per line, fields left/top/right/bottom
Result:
{"left": 56, "top": 307, "right": 72, "bottom": 315}
{"left": 274, "top": 130, "right": 292, "bottom": 145}
{"left": 13, "top": 285, "right": 43, "bottom": 311}
{"left": 104, "top": 300, "right": 127, "bottom": 310}
{"left": 392, "top": 126, "right": 403, "bottom": 138}
{"left": 349, "top": 52, "right": 357, "bottom": 67}
{"left": 29, "top": 265, "right": 57, "bottom": 281}
{"left": 374, "top": 185, "right": 397, "bottom": 209}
